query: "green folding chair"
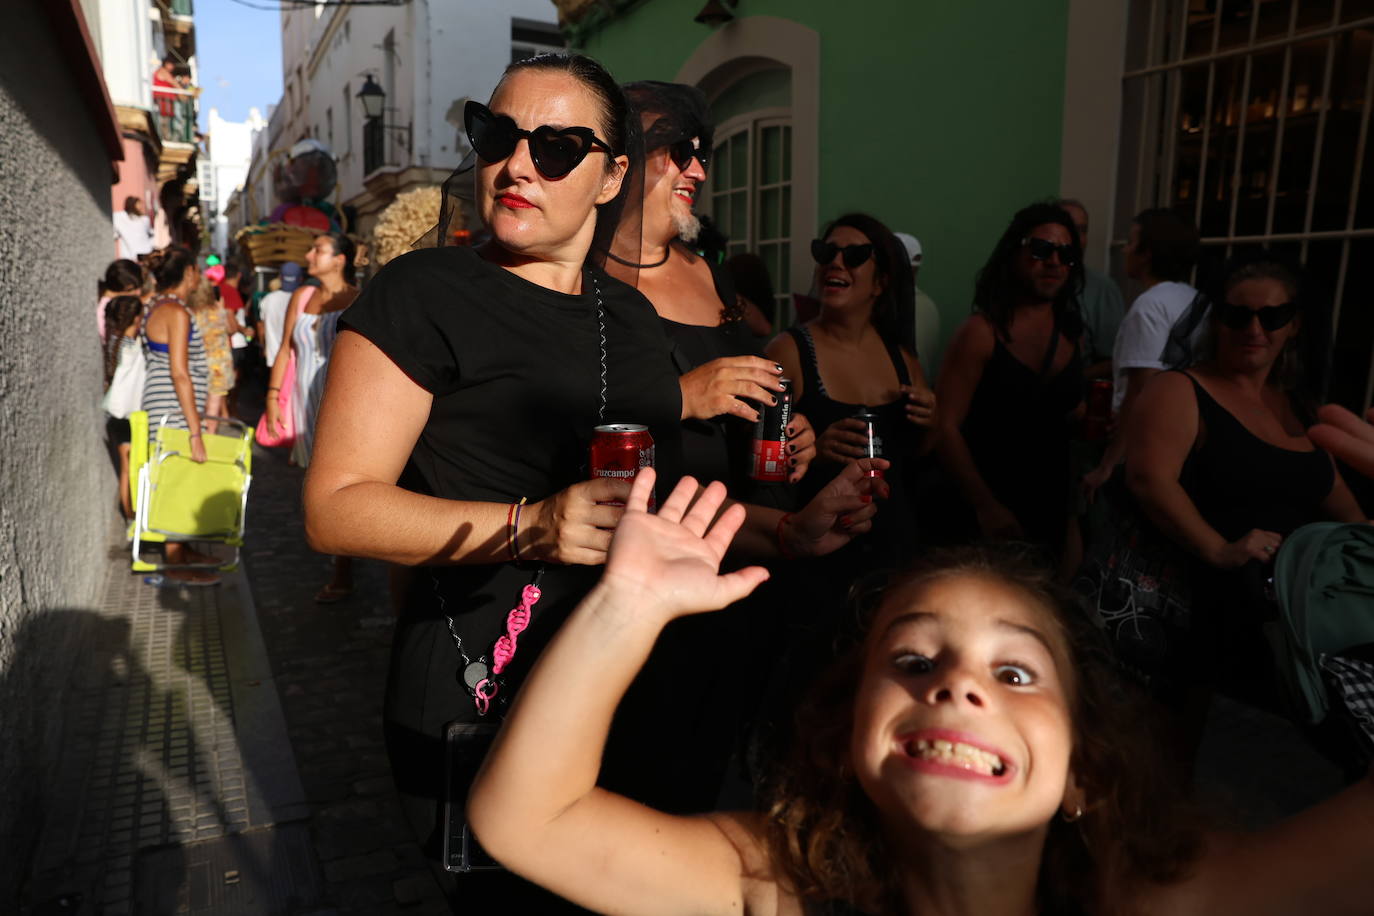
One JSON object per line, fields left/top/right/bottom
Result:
{"left": 129, "top": 411, "right": 255, "bottom": 573}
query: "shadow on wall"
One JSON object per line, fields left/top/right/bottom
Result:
{"left": 0, "top": 6, "right": 113, "bottom": 210}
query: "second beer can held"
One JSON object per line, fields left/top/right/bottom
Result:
{"left": 750, "top": 378, "right": 793, "bottom": 482}
{"left": 1082, "top": 378, "right": 1113, "bottom": 441}
{"left": 590, "top": 423, "right": 656, "bottom": 509}
{"left": 854, "top": 408, "right": 884, "bottom": 479}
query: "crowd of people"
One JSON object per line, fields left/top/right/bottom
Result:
{"left": 95, "top": 50, "right": 1374, "bottom": 916}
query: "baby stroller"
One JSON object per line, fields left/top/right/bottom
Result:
{"left": 128, "top": 411, "right": 255, "bottom": 573}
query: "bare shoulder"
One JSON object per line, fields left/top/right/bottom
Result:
{"left": 703, "top": 812, "right": 794, "bottom": 916}
{"left": 948, "top": 313, "right": 996, "bottom": 356}
{"left": 1138, "top": 369, "right": 1196, "bottom": 406}
{"left": 764, "top": 329, "right": 799, "bottom": 362}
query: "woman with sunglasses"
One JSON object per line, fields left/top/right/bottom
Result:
{"left": 933, "top": 203, "right": 1084, "bottom": 572}
{"left": 765, "top": 214, "right": 936, "bottom": 625}
{"left": 599, "top": 81, "right": 872, "bottom": 812}
{"left": 1123, "top": 254, "right": 1365, "bottom": 707}
{"left": 304, "top": 54, "right": 871, "bottom": 911}
{"left": 613, "top": 81, "right": 817, "bottom": 494}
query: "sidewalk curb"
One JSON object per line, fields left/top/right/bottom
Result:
{"left": 218, "top": 567, "right": 311, "bottom": 826}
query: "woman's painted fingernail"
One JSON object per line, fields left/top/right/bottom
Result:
{"left": 770, "top": 397, "right": 778, "bottom": 405}
{"left": 788, "top": 444, "right": 797, "bottom": 454}
{"left": 774, "top": 363, "right": 784, "bottom": 373}
{"left": 789, "top": 457, "right": 798, "bottom": 467}
{"left": 840, "top": 516, "right": 853, "bottom": 527}
{"left": 861, "top": 494, "right": 872, "bottom": 503}
{"left": 786, "top": 425, "right": 796, "bottom": 435}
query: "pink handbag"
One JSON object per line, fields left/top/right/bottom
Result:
{"left": 255, "top": 353, "right": 297, "bottom": 446}
{"left": 255, "top": 288, "right": 313, "bottom": 447}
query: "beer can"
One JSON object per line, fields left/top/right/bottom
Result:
{"left": 855, "top": 408, "right": 884, "bottom": 479}
{"left": 590, "top": 423, "right": 655, "bottom": 508}
{"left": 1083, "top": 379, "right": 1113, "bottom": 441}
{"left": 750, "top": 378, "right": 793, "bottom": 482}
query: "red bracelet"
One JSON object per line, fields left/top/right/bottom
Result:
{"left": 776, "top": 513, "right": 797, "bottom": 560}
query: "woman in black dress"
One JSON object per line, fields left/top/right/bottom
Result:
{"left": 767, "top": 213, "right": 938, "bottom": 574}
{"left": 1125, "top": 254, "right": 1366, "bottom": 704}
{"left": 304, "top": 54, "right": 874, "bottom": 910}
{"left": 934, "top": 202, "right": 1084, "bottom": 572}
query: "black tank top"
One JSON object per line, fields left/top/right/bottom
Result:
{"left": 786, "top": 324, "right": 918, "bottom": 561}
{"left": 960, "top": 328, "right": 1084, "bottom": 549}
{"left": 1179, "top": 372, "right": 1334, "bottom": 540}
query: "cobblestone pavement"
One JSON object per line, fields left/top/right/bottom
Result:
{"left": 241, "top": 443, "right": 448, "bottom": 916}
{"left": 26, "top": 533, "right": 319, "bottom": 915}
{"left": 25, "top": 432, "right": 449, "bottom": 915}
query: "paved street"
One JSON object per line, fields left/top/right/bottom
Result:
{"left": 24, "top": 433, "right": 448, "bottom": 916}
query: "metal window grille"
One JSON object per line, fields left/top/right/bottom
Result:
{"left": 1116, "top": 0, "right": 1374, "bottom": 410}
{"left": 706, "top": 118, "right": 793, "bottom": 329}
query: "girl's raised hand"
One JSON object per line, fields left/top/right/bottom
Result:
{"left": 602, "top": 469, "right": 769, "bottom": 620}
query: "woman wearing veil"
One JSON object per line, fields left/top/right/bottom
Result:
{"left": 304, "top": 54, "right": 877, "bottom": 910}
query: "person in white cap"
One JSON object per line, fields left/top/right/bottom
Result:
{"left": 895, "top": 232, "right": 943, "bottom": 373}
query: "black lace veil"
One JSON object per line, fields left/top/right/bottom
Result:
{"left": 606, "top": 81, "right": 714, "bottom": 287}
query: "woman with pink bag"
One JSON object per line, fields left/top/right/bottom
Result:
{"left": 262, "top": 235, "right": 358, "bottom": 453}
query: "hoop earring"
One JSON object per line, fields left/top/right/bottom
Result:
{"left": 1061, "top": 804, "right": 1083, "bottom": 823}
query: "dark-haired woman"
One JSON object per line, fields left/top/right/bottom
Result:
{"left": 142, "top": 245, "right": 219, "bottom": 585}
{"left": 934, "top": 203, "right": 1084, "bottom": 569}
{"left": 264, "top": 232, "right": 358, "bottom": 468}
{"left": 102, "top": 294, "right": 145, "bottom": 519}
{"left": 97, "top": 258, "right": 145, "bottom": 340}
{"left": 766, "top": 213, "right": 937, "bottom": 570}
{"left": 303, "top": 54, "right": 873, "bottom": 911}
{"left": 1125, "top": 256, "right": 1366, "bottom": 707}
{"left": 264, "top": 232, "right": 358, "bottom": 602}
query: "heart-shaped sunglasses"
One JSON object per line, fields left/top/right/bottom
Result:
{"left": 465, "top": 100, "right": 616, "bottom": 179}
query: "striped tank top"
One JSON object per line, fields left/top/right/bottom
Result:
{"left": 141, "top": 295, "right": 209, "bottom": 432}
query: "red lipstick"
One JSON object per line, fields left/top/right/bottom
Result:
{"left": 497, "top": 193, "right": 535, "bottom": 209}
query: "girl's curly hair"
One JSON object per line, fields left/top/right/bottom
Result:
{"left": 760, "top": 543, "right": 1202, "bottom": 915}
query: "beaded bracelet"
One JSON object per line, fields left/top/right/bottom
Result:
{"left": 776, "top": 513, "right": 797, "bottom": 560}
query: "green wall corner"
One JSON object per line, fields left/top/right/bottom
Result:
{"left": 581, "top": 1, "right": 1069, "bottom": 370}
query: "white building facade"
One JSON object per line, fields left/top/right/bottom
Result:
{"left": 204, "top": 106, "right": 265, "bottom": 256}
{"left": 253, "top": 0, "right": 561, "bottom": 238}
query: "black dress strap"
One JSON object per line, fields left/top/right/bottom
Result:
{"left": 786, "top": 326, "right": 828, "bottom": 399}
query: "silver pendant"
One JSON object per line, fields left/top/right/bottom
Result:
{"left": 461, "top": 660, "right": 490, "bottom": 692}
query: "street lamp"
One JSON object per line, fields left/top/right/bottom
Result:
{"left": 357, "top": 75, "right": 386, "bottom": 120}
{"left": 356, "top": 74, "right": 410, "bottom": 152}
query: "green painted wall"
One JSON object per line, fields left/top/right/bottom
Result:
{"left": 581, "top": 0, "right": 1069, "bottom": 369}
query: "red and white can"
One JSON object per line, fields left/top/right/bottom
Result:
{"left": 590, "top": 423, "right": 655, "bottom": 508}
{"left": 1083, "top": 379, "right": 1113, "bottom": 441}
{"left": 750, "top": 378, "right": 793, "bottom": 482}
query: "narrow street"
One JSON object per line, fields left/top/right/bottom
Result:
{"left": 24, "top": 415, "right": 448, "bottom": 915}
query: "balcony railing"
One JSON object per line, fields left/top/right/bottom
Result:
{"left": 155, "top": 87, "right": 197, "bottom": 145}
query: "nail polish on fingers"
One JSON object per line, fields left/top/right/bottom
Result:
{"left": 774, "top": 363, "right": 784, "bottom": 373}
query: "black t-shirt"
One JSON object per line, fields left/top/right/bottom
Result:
{"left": 341, "top": 244, "right": 683, "bottom": 503}
{"left": 339, "top": 245, "right": 683, "bottom": 739}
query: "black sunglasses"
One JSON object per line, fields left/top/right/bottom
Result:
{"left": 1216, "top": 301, "right": 1299, "bottom": 332}
{"left": 811, "top": 239, "right": 874, "bottom": 268}
{"left": 1021, "top": 236, "right": 1080, "bottom": 267}
{"left": 464, "top": 100, "right": 615, "bottom": 179}
{"left": 667, "top": 138, "right": 710, "bottom": 173}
